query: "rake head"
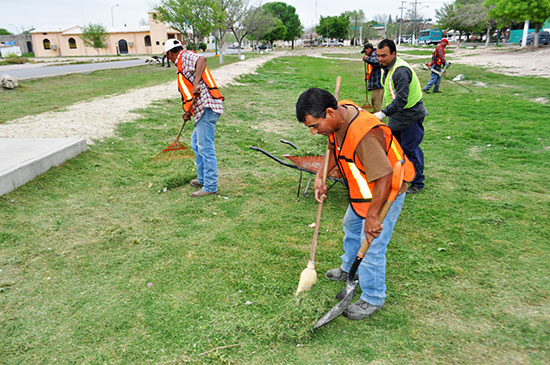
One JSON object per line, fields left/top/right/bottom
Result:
{"left": 153, "top": 139, "right": 195, "bottom": 161}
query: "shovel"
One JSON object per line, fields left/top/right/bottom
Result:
{"left": 361, "top": 62, "right": 374, "bottom": 110}
{"left": 313, "top": 159, "right": 405, "bottom": 329}
{"left": 295, "top": 76, "right": 342, "bottom": 295}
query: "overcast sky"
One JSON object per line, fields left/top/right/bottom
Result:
{"left": 1, "top": 0, "right": 450, "bottom": 32}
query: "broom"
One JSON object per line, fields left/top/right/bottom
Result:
{"left": 296, "top": 76, "right": 341, "bottom": 295}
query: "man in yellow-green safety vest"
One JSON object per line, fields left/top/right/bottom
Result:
{"left": 373, "top": 39, "right": 429, "bottom": 194}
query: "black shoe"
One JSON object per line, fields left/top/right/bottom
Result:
{"left": 433, "top": 90, "right": 442, "bottom": 93}
{"left": 423, "top": 89, "right": 430, "bottom": 94}
{"left": 406, "top": 184, "right": 424, "bottom": 194}
{"left": 325, "top": 268, "right": 359, "bottom": 282}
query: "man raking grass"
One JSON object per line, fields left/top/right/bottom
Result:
{"left": 296, "top": 87, "right": 415, "bottom": 323}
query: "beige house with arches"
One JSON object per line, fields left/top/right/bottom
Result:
{"left": 31, "top": 12, "right": 181, "bottom": 57}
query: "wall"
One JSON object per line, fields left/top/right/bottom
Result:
{"left": 0, "top": 34, "right": 33, "bottom": 53}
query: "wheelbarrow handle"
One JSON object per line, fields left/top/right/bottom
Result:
{"left": 280, "top": 139, "right": 298, "bottom": 149}
{"left": 249, "top": 146, "right": 298, "bottom": 169}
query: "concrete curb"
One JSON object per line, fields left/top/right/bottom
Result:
{"left": 0, "top": 138, "right": 88, "bottom": 196}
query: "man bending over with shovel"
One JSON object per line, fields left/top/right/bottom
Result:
{"left": 296, "top": 88, "right": 414, "bottom": 320}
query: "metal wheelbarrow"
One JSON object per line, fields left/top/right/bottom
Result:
{"left": 250, "top": 139, "right": 345, "bottom": 197}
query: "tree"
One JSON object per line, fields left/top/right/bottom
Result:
{"left": 342, "top": 10, "right": 365, "bottom": 45}
{"left": 486, "top": 0, "right": 550, "bottom": 46}
{"left": 316, "top": 15, "right": 350, "bottom": 40}
{"left": 263, "top": 2, "right": 303, "bottom": 49}
{"left": 81, "top": 24, "right": 108, "bottom": 55}
{"left": 156, "top": 0, "right": 214, "bottom": 49}
{"left": 230, "top": 4, "right": 277, "bottom": 56}
{"left": 262, "top": 18, "right": 286, "bottom": 45}
{"left": 0, "top": 28, "right": 12, "bottom": 35}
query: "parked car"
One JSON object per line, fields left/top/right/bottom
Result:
{"left": 253, "top": 44, "right": 269, "bottom": 50}
{"left": 523, "top": 31, "right": 550, "bottom": 46}
{"left": 321, "top": 40, "right": 344, "bottom": 47}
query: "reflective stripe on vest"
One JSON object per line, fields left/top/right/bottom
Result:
{"left": 330, "top": 100, "right": 416, "bottom": 218}
{"left": 365, "top": 63, "right": 373, "bottom": 80}
{"left": 176, "top": 51, "right": 224, "bottom": 114}
{"left": 382, "top": 57, "right": 422, "bottom": 109}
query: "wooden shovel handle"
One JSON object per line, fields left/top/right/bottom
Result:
{"left": 357, "top": 160, "right": 405, "bottom": 258}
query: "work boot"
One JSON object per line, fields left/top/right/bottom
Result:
{"left": 191, "top": 189, "right": 217, "bottom": 197}
{"left": 344, "top": 299, "right": 384, "bottom": 320}
{"left": 406, "top": 184, "right": 424, "bottom": 194}
{"left": 190, "top": 179, "right": 203, "bottom": 188}
{"left": 325, "top": 268, "right": 358, "bottom": 282}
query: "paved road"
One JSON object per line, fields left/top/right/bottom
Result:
{"left": 1, "top": 49, "right": 247, "bottom": 80}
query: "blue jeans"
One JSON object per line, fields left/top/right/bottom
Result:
{"left": 339, "top": 193, "right": 406, "bottom": 306}
{"left": 424, "top": 67, "right": 441, "bottom": 92}
{"left": 393, "top": 117, "right": 425, "bottom": 187}
{"left": 191, "top": 108, "right": 219, "bottom": 193}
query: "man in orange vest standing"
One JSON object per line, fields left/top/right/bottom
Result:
{"left": 422, "top": 38, "right": 449, "bottom": 94}
{"left": 361, "top": 43, "right": 384, "bottom": 112}
{"left": 296, "top": 88, "right": 415, "bottom": 320}
{"left": 165, "top": 39, "right": 224, "bottom": 197}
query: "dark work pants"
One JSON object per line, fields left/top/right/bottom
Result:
{"left": 393, "top": 117, "right": 425, "bottom": 187}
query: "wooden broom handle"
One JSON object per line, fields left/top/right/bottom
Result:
{"left": 309, "top": 76, "right": 342, "bottom": 262}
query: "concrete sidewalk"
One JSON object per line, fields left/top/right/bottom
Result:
{"left": 0, "top": 138, "right": 87, "bottom": 196}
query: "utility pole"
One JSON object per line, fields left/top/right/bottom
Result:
{"left": 412, "top": 0, "right": 419, "bottom": 45}
{"left": 398, "top": 1, "right": 407, "bottom": 45}
{"left": 354, "top": 15, "right": 358, "bottom": 45}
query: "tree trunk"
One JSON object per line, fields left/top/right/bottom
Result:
{"left": 218, "top": 30, "right": 224, "bottom": 65}
{"left": 484, "top": 26, "right": 491, "bottom": 48}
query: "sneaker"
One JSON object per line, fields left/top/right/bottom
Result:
{"left": 406, "top": 184, "right": 424, "bottom": 194}
{"left": 423, "top": 89, "right": 431, "bottom": 94}
{"left": 433, "top": 90, "right": 442, "bottom": 93}
{"left": 325, "top": 267, "right": 358, "bottom": 282}
{"left": 191, "top": 189, "right": 217, "bottom": 197}
{"left": 344, "top": 299, "right": 384, "bottom": 320}
{"left": 190, "top": 179, "right": 203, "bottom": 188}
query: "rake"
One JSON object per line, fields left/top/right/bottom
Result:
{"left": 152, "top": 118, "right": 195, "bottom": 161}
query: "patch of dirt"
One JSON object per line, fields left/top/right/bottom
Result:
{"left": 532, "top": 97, "right": 549, "bottom": 104}
{"left": 0, "top": 52, "right": 284, "bottom": 144}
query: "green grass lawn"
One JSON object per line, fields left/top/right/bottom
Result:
{"left": 1, "top": 53, "right": 549, "bottom": 363}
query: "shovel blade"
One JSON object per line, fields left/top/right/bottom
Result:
{"left": 313, "top": 280, "right": 358, "bottom": 329}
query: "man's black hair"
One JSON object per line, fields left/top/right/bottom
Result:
{"left": 377, "top": 39, "right": 396, "bottom": 54}
{"left": 296, "top": 88, "right": 338, "bottom": 123}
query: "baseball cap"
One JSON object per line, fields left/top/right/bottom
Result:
{"left": 361, "top": 43, "right": 374, "bottom": 54}
{"left": 441, "top": 38, "right": 449, "bottom": 45}
{"left": 164, "top": 39, "right": 183, "bottom": 53}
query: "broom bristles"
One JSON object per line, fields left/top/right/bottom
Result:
{"left": 295, "top": 261, "right": 317, "bottom": 295}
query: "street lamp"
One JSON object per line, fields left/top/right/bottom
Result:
{"left": 111, "top": 4, "right": 119, "bottom": 27}
{"left": 9, "top": 24, "right": 20, "bottom": 34}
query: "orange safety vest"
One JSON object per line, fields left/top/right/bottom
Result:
{"left": 365, "top": 64, "right": 373, "bottom": 81}
{"left": 176, "top": 51, "right": 224, "bottom": 114}
{"left": 431, "top": 44, "right": 445, "bottom": 66}
{"left": 329, "top": 101, "right": 415, "bottom": 218}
